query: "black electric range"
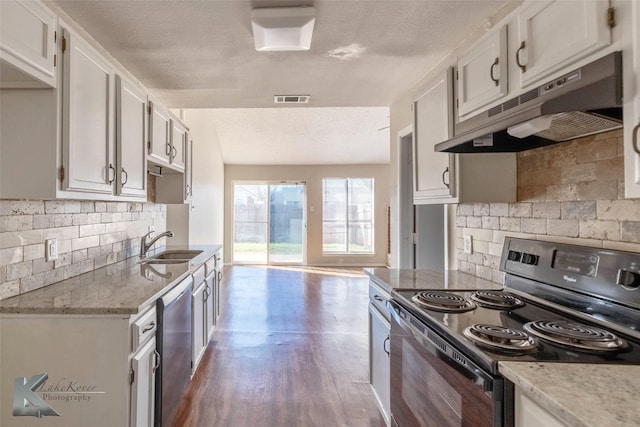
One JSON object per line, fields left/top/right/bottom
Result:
{"left": 388, "top": 237, "right": 640, "bottom": 427}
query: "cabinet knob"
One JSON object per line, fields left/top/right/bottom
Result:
{"left": 516, "top": 41, "right": 527, "bottom": 73}
{"left": 490, "top": 57, "right": 499, "bottom": 86}
{"left": 617, "top": 269, "right": 640, "bottom": 290}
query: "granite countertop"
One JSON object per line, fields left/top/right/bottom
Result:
{"left": 363, "top": 268, "right": 504, "bottom": 294}
{"left": 0, "top": 244, "right": 222, "bottom": 316}
{"left": 500, "top": 362, "right": 640, "bottom": 427}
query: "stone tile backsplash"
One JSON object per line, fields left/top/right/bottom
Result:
{"left": 456, "top": 129, "right": 640, "bottom": 284}
{"left": 0, "top": 200, "right": 166, "bottom": 300}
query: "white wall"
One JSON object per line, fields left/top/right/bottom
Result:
{"left": 225, "top": 164, "right": 390, "bottom": 266}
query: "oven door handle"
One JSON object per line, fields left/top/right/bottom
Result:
{"left": 388, "top": 300, "right": 498, "bottom": 398}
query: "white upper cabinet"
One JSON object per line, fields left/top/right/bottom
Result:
{"left": 170, "top": 118, "right": 186, "bottom": 172}
{"left": 413, "top": 68, "right": 456, "bottom": 204}
{"left": 413, "top": 68, "right": 517, "bottom": 205}
{"left": 184, "top": 134, "right": 193, "bottom": 202}
{"left": 116, "top": 75, "right": 147, "bottom": 198}
{"left": 0, "top": 0, "right": 57, "bottom": 88}
{"left": 515, "top": 0, "right": 612, "bottom": 89}
{"left": 457, "top": 26, "right": 508, "bottom": 119}
{"left": 624, "top": 0, "right": 640, "bottom": 198}
{"left": 148, "top": 98, "right": 172, "bottom": 167}
{"left": 61, "top": 26, "right": 115, "bottom": 195}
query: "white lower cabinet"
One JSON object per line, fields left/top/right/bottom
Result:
{"left": 368, "top": 280, "right": 390, "bottom": 426}
{"left": 192, "top": 281, "right": 207, "bottom": 374}
{"left": 0, "top": 309, "right": 156, "bottom": 427}
{"left": 514, "top": 387, "right": 568, "bottom": 427}
{"left": 369, "top": 303, "right": 390, "bottom": 425}
{"left": 205, "top": 270, "right": 216, "bottom": 340}
{"left": 130, "top": 336, "right": 158, "bottom": 427}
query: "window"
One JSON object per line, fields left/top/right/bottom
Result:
{"left": 322, "top": 178, "right": 374, "bottom": 254}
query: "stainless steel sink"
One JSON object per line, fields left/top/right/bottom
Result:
{"left": 140, "top": 250, "right": 203, "bottom": 264}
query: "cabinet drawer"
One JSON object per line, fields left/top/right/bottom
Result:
{"left": 193, "top": 264, "right": 205, "bottom": 286}
{"left": 369, "top": 282, "right": 390, "bottom": 322}
{"left": 132, "top": 307, "right": 157, "bottom": 351}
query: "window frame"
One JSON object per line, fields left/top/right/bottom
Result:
{"left": 322, "top": 177, "right": 375, "bottom": 255}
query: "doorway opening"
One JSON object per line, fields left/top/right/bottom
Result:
{"left": 232, "top": 182, "right": 306, "bottom": 264}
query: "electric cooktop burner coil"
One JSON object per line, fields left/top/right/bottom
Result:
{"left": 412, "top": 291, "right": 476, "bottom": 313}
{"left": 523, "top": 320, "right": 628, "bottom": 353}
{"left": 469, "top": 290, "right": 525, "bottom": 310}
{"left": 464, "top": 324, "right": 539, "bottom": 353}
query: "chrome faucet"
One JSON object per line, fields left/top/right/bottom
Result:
{"left": 140, "top": 230, "right": 174, "bottom": 258}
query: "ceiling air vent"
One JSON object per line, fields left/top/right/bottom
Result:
{"left": 274, "top": 95, "right": 310, "bottom": 104}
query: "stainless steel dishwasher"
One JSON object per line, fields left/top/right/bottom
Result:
{"left": 155, "top": 275, "right": 193, "bottom": 427}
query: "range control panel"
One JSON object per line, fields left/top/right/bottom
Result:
{"left": 500, "top": 237, "right": 640, "bottom": 309}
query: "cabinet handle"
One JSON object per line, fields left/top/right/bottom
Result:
{"left": 218, "top": 271, "right": 222, "bottom": 283}
{"left": 142, "top": 322, "right": 155, "bottom": 333}
{"left": 121, "top": 168, "right": 128, "bottom": 186}
{"left": 108, "top": 164, "right": 116, "bottom": 184}
{"left": 442, "top": 167, "right": 450, "bottom": 189}
{"left": 490, "top": 57, "right": 499, "bottom": 86}
{"left": 373, "top": 295, "right": 386, "bottom": 302}
{"left": 152, "top": 350, "right": 161, "bottom": 372}
{"left": 186, "top": 184, "right": 191, "bottom": 196}
{"left": 633, "top": 122, "right": 640, "bottom": 154}
{"left": 172, "top": 145, "right": 177, "bottom": 159}
{"left": 166, "top": 141, "right": 172, "bottom": 156}
{"left": 515, "top": 41, "right": 527, "bottom": 73}
{"left": 383, "top": 336, "right": 390, "bottom": 356}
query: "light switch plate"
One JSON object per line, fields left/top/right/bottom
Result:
{"left": 463, "top": 235, "right": 473, "bottom": 254}
{"left": 45, "top": 239, "right": 58, "bottom": 262}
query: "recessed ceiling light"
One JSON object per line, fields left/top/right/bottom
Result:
{"left": 327, "top": 43, "right": 366, "bottom": 60}
{"left": 251, "top": 7, "right": 316, "bottom": 51}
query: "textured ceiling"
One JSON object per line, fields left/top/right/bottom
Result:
{"left": 207, "top": 107, "right": 390, "bottom": 164}
{"left": 49, "top": 0, "right": 512, "bottom": 165}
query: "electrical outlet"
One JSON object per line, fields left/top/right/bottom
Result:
{"left": 148, "top": 225, "right": 155, "bottom": 233}
{"left": 45, "top": 239, "right": 58, "bottom": 262}
{"left": 463, "top": 235, "right": 473, "bottom": 254}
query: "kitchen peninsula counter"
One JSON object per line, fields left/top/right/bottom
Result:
{"left": 0, "top": 244, "right": 221, "bottom": 315}
{"left": 499, "top": 361, "right": 640, "bottom": 427}
{"left": 364, "top": 268, "right": 503, "bottom": 293}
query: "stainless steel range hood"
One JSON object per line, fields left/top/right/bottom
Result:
{"left": 435, "top": 52, "right": 623, "bottom": 153}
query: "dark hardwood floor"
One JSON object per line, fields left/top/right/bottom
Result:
{"left": 172, "top": 265, "right": 386, "bottom": 427}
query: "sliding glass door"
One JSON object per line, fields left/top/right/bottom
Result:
{"left": 233, "top": 182, "right": 306, "bottom": 264}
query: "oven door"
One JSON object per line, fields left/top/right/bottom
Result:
{"left": 389, "top": 300, "right": 507, "bottom": 427}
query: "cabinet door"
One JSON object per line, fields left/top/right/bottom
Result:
{"left": 205, "top": 273, "right": 215, "bottom": 340}
{"left": 457, "top": 26, "right": 507, "bottom": 118}
{"left": 148, "top": 100, "right": 171, "bottom": 166}
{"left": 61, "top": 27, "right": 115, "bottom": 194}
{"left": 625, "top": 0, "right": 640, "bottom": 199}
{"left": 170, "top": 119, "right": 186, "bottom": 172}
{"left": 184, "top": 135, "right": 193, "bottom": 202}
{"left": 516, "top": 0, "right": 611, "bottom": 89}
{"left": 413, "top": 68, "right": 456, "bottom": 203}
{"left": 514, "top": 388, "right": 568, "bottom": 427}
{"left": 0, "top": 0, "right": 57, "bottom": 88}
{"left": 192, "top": 282, "right": 207, "bottom": 373}
{"left": 116, "top": 75, "right": 147, "bottom": 198}
{"left": 130, "top": 336, "right": 158, "bottom": 427}
{"left": 369, "top": 303, "right": 390, "bottom": 425}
